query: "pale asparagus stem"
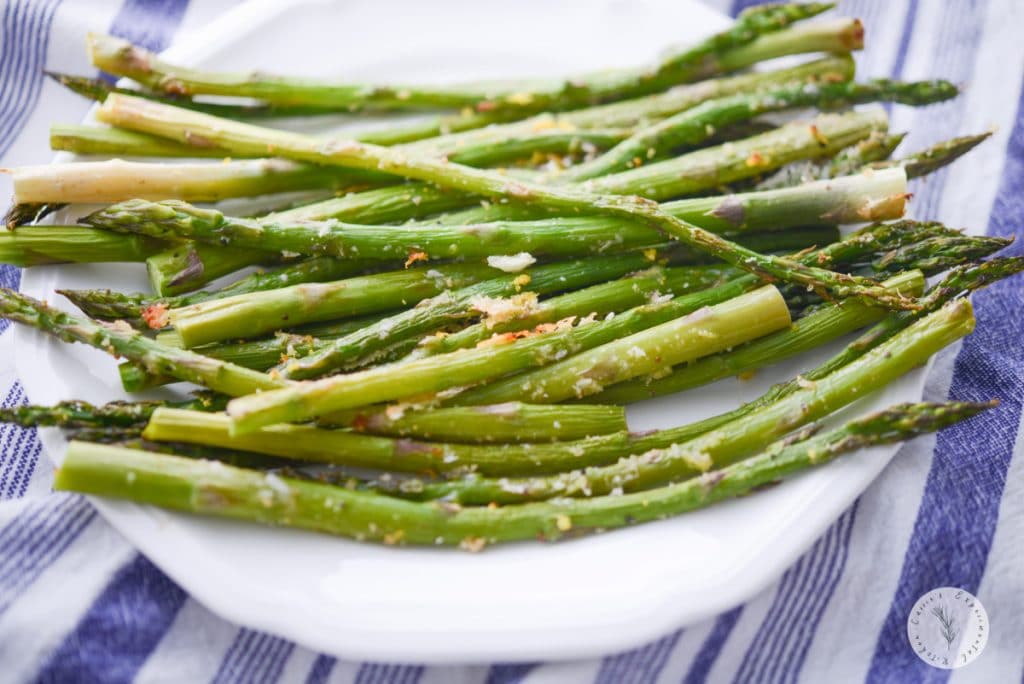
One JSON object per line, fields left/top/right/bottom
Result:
{"left": 7, "top": 159, "right": 369, "bottom": 204}
{"left": 86, "top": 7, "right": 846, "bottom": 112}
{"left": 54, "top": 401, "right": 992, "bottom": 546}
{"left": 0, "top": 289, "right": 283, "bottom": 396}
{"left": 95, "top": 96, "right": 909, "bottom": 313}
{"left": 453, "top": 271, "right": 923, "bottom": 406}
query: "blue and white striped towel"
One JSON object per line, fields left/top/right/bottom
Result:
{"left": 1, "top": 0, "right": 1022, "bottom": 681}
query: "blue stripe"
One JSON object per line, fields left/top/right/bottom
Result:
{"left": 889, "top": 0, "right": 920, "bottom": 78}
{"left": 107, "top": 0, "right": 192, "bottom": 51}
{"left": 485, "top": 663, "right": 536, "bottom": 684}
{"left": 0, "top": 383, "right": 42, "bottom": 499}
{"left": 306, "top": 655, "right": 336, "bottom": 684}
{"left": 32, "top": 553, "right": 188, "bottom": 684}
{"left": 681, "top": 606, "right": 743, "bottom": 684}
{"left": 770, "top": 507, "right": 858, "bottom": 682}
{"left": 596, "top": 629, "right": 682, "bottom": 684}
{"left": 0, "top": 0, "right": 63, "bottom": 159}
{"left": 866, "top": 69, "right": 1024, "bottom": 682}
{"left": 212, "top": 630, "right": 258, "bottom": 684}
{"left": 733, "top": 516, "right": 843, "bottom": 681}
{"left": 0, "top": 497, "right": 94, "bottom": 615}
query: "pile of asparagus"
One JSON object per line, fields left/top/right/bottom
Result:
{"left": 0, "top": 3, "right": 1017, "bottom": 549}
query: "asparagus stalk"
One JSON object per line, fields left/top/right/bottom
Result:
{"left": 0, "top": 289, "right": 281, "bottom": 396}
{"left": 7, "top": 159, "right": 371, "bottom": 204}
{"left": 417, "top": 264, "right": 741, "bottom": 357}
{"left": 168, "top": 263, "right": 497, "bottom": 348}
{"left": 61, "top": 256, "right": 393, "bottom": 323}
{"left": 51, "top": 122, "right": 233, "bottom": 158}
{"left": 0, "top": 395, "right": 622, "bottom": 445}
{"left": 755, "top": 132, "right": 990, "bottom": 191}
{"left": 0, "top": 396, "right": 222, "bottom": 428}
{"left": 87, "top": 6, "right": 845, "bottom": 112}
{"left": 327, "top": 402, "right": 627, "bottom": 443}
{"left": 0, "top": 226, "right": 164, "bottom": 266}
{"left": 574, "top": 271, "right": 924, "bottom": 404}
{"left": 559, "top": 79, "right": 955, "bottom": 182}
{"left": 97, "top": 96, "right": 906, "bottom": 312}
{"left": 55, "top": 400, "right": 991, "bottom": 546}
{"left": 145, "top": 241, "right": 284, "bottom": 297}
{"left": 142, "top": 407, "right": 630, "bottom": 477}
{"left": 869, "top": 132, "right": 993, "bottom": 179}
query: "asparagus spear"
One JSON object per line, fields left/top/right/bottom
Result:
{"left": 0, "top": 396, "right": 223, "bottom": 429}
{"left": 61, "top": 256, "right": 394, "bottom": 323}
{"left": 83, "top": 164, "right": 909, "bottom": 270}
{"left": 55, "top": 400, "right": 990, "bottom": 546}
{"left": 0, "top": 226, "right": 164, "bottom": 266}
{"left": 417, "top": 264, "right": 741, "bottom": 357}
{"left": 0, "top": 288, "right": 281, "bottom": 396}
{"left": 327, "top": 402, "right": 627, "bottom": 443}
{"left": 7, "top": 159, "right": 371, "bottom": 204}
{"left": 869, "top": 132, "right": 993, "bottom": 179}
{"left": 559, "top": 79, "right": 956, "bottom": 182}
{"left": 755, "top": 132, "right": 990, "bottom": 190}
{"left": 145, "top": 241, "right": 285, "bottom": 297}
{"left": 97, "top": 96, "right": 905, "bottom": 313}
{"left": 455, "top": 270, "right": 923, "bottom": 406}
{"left": 141, "top": 407, "right": 634, "bottom": 477}
{"left": 86, "top": 6, "right": 845, "bottom": 112}
{"left": 0, "top": 395, "right": 623, "bottom": 445}
{"left": 167, "top": 263, "right": 498, "bottom": 348}
{"left": 572, "top": 271, "right": 924, "bottom": 405}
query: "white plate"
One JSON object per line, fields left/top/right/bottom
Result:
{"left": 15, "top": 0, "right": 925, "bottom": 663}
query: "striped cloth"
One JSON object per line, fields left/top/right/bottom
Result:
{"left": 1, "top": 0, "right": 1022, "bottom": 681}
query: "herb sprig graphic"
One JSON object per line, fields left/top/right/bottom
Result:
{"left": 931, "top": 604, "right": 959, "bottom": 650}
